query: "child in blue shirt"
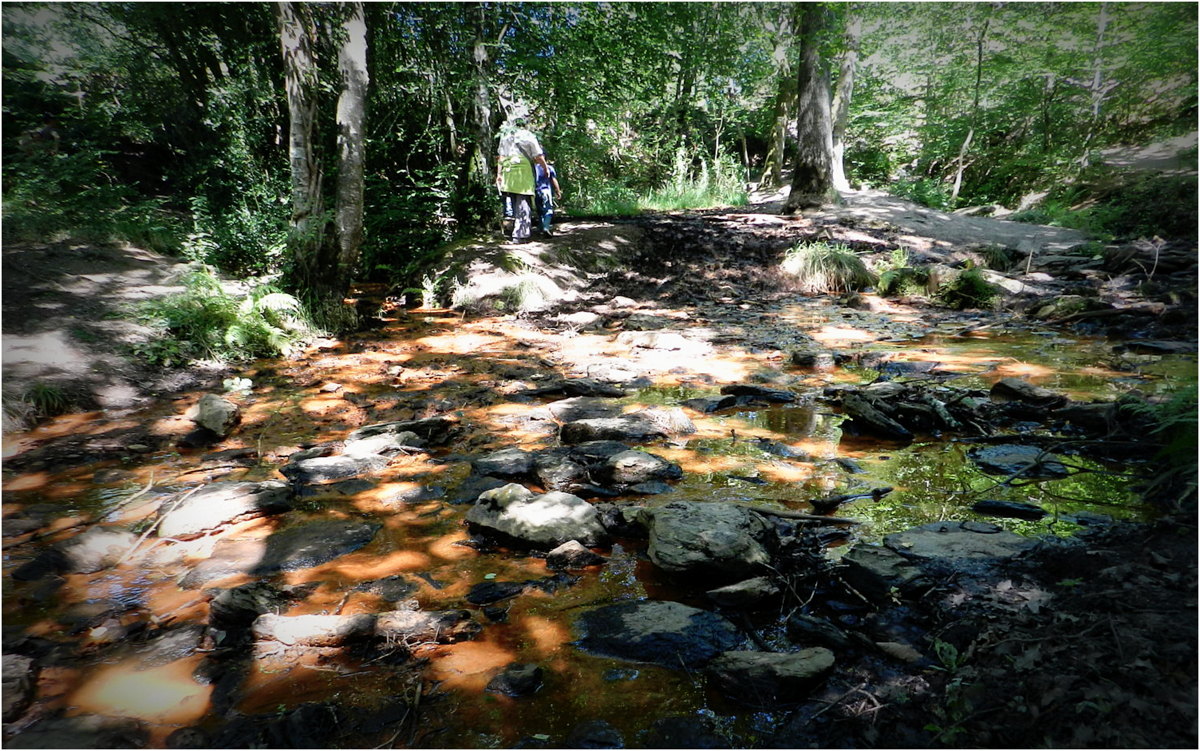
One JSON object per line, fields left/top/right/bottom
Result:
{"left": 534, "top": 161, "right": 562, "bottom": 237}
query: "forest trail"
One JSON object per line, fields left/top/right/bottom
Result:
{"left": 0, "top": 187, "right": 1094, "bottom": 421}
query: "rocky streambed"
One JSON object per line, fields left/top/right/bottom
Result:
{"left": 3, "top": 208, "right": 1197, "bottom": 748}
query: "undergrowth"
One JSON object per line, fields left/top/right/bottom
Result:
{"left": 132, "top": 267, "right": 318, "bottom": 366}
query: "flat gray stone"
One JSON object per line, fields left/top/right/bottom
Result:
{"left": 706, "top": 649, "right": 835, "bottom": 705}
{"left": 157, "top": 481, "right": 293, "bottom": 539}
{"left": 575, "top": 600, "right": 742, "bottom": 669}
{"left": 885, "top": 521, "right": 1038, "bottom": 561}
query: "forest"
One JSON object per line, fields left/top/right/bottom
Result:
{"left": 1, "top": 2, "right": 1197, "bottom": 750}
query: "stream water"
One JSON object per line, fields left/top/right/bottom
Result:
{"left": 2, "top": 304, "right": 1194, "bottom": 748}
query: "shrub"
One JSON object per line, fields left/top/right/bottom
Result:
{"left": 132, "top": 267, "right": 316, "bottom": 366}
{"left": 878, "top": 266, "right": 932, "bottom": 297}
{"left": 781, "top": 242, "right": 877, "bottom": 294}
{"left": 934, "top": 267, "right": 998, "bottom": 310}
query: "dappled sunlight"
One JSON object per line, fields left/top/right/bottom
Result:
{"left": 71, "top": 655, "right": 211, "bottom": 724}
{"left": 984, "top": 360, "right": 1057, "bottom": 381}
{"left": 426, "top": 638, "right": 517, "bottom": 693}
{"left": 428, "top": 529, "right": 478, "bottom": 561}
{"left": 318, "top": 548, "right": 435, "bottom": 580}
{"left": 519, "top": 614, "right": 571, "bottom": 657}
{"left": 811, "top": 325, "right": 880, "bottom": 346}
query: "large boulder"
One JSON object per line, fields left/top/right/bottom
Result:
{"left": 574, "top": 600, "right": 742, "bottom": 669}
{"left": 706, "top": 649, "right": 835, "bottom": 706}
{"left": 472, "top": 448, "right": 535, "bottom": 480}
{"left": 2, "top": 654, "right": 36, "bottom": 722}
{"left": 640, "top": 502, "right": 773, "bottom": 578}
{"left": 157, "top": 481, "right": 293, "bottom": 539}
{"left": 466, "top": 483, "right": 608, "bottom": 548}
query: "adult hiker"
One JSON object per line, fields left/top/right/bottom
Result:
{"left": 496, "top": 117, "right": 550, "bottom": 244}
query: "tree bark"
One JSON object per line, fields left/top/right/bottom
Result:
{"left": 782, "top": 4, "right": 836, "bottom": 213}
{"left": 333, "top": 2, "right": 369, "bottom": 296}
{"left": 830, "top": 12, "right": 861, "bottom": 193}
{"left": 759, "top": 6, "right": 796, "bottom": 189}
{"left": 276, "top": 1, "right": 326, "bottom": 291}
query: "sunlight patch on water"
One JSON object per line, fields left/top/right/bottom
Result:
{"left": 71, "top": 655, "right": 210, "bottom": 724}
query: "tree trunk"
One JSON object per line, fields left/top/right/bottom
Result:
{"left": 759, "top": 6, "right": 796, "bottom": 189}
{"left": 333, "top": 2, "right": 368, "bottom": 296}
{"left": 276, "top": 1, "right": 326, "bottom": 292}
{"left": 1077, "top": 3, "right": 1113, "bottom": 168}
{"left": 950, "top": 14, "right": 990, "bottom": 204}
{"left": 782, "top": 5, "right": 836, "bottom": 213}
{"left": 468, "top": 4, "right": 494, "bottom": 194}
{"left": 830, "top": 12, "right": 861, "bottom": 193}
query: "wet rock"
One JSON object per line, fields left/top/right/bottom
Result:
{"left": 1116, "top": 340, "right": 1197, "bottom": 355}
{"left": 967, "top": 444, "right": 1068, "bottom": 478}
{"left": 279, "top": 454, "right": 389, "bottom": 484}
{"left": 59, "top": 526, "right": 139, "bottom": 573}
{"left": 156, "top": 480, "right": 293, "bottom": 539}
{"left": 681, "top": 395, "right": 743, "bottom": 413}
{"left": 534, "top": 451, "right": 587, "bottom": 491}
{"left": 638, "top": 406, "right": 696, "bottom": 435}
{"left": 342, "top": 430, "right": 424, "bottom": 458}
{"left": 575, "top": 600, "right": 742, "bottom": 669}
{"left": 181, "top": 520, "right": 380, "bottom": 588}
{"left": 1052, "top": 402, "right": 1116, "bottom": 432}
{"left": 595, "top": 504, "right": 647, "bottom": 538}
{"left": 186, "top": 393, "right": 241, "bottom": 437}
{"left": 448, "top": 475, "right": 509, "bottom": 505}
{"left": 989, "top": 378, "right": 1068, "bottom": 408}
{"left": 627, "top": 481, "right": 674, "bottom": 495}
{"left": 641, "top": 501, "right": 772, "bottom": 578}
{"left": 706, "top": 576, "right": 781, "bottom": 607}
{"left": 707, "top": 648, "right": 835, "bottom": 706}
{"left": 840, "top": 393, "right": 913, "bottom": 441}
{"left": 785, "top": 614, "right": 854, "bottom": 651}
{"left": 642, "top": 715, "right": 731, "bottom": 749}
{"left": 544, "top": 397, "right": 622, "bottom": 422}
{"left": 467, "top": 580, "right": 527, "bottom": 605}
{"left": 601, "top": 450, "right": 682, "bottom": 486}
{"left": 346, "top": 416, "right": 457, "bottom": 446}
{"left": 5, "top": 714, "right": 148, "bottom": 749}
{"left": 251, "top": 609, "right": 476, "bottom": 647}
{"left": 566, "top": 719, "right": 625, "bottom": 749}
{"left": 886, "top": 521, "right": 1039, "bottom": 561}
{"left": 560, "top": 415, "right": 667, "bottom": 444}
{"left": 207, "top": 582, "right": 294, "bottom": 629}
{"left": 972, "top": 499, "right": 1048, "bottom": 521}
{"left": 546, "top": 540, "right": 606, "bottom": 570}
{"left": 466, "top": 483, "right": 608, "bottom": 548}
{"left": 790, "top": 349, "right": 837, "bottom": 372}
{"left": 839, "top": 545, "right": 926, "bottom": 602}
{"left": 755, "top": 438, "right": 810, "bottom": 460}
{"left": 164, "top": 727, "right": 210, "bottom": 749}
{"left": 353, "top": 575, "right": 419, "bottom": 602}
{"left": 473, "top": 447, "right": 536, "bottom": 479}
{"left": 1032, "top": 294, "right": 1110, "bottom": 320}
{"left": 486, "top": 662, "right": 544, "bottom": 697}
{"left": 2, "top": 653, "right": 36, "bottom": 722}
{"left": 524, "top": 378, "right": 627, "bottom": 398}
{"left": 11, "top": 548, "right": 68, "bottom": 581}
{"left": 378, "top": 483, "right": 443, "bottom": 505}
{"left": 720, "top": 384, "right": 797, "bottom": 403}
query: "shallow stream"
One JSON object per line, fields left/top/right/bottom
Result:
{"left": 2, "top": 303, "right": 1194, "bottom": 748}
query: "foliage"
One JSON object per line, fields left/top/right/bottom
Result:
{"left": 781, "top": 241, "right": 876, "bottom": 294}
{"left": 934, "top": 267, "right": 998, "bottom": 310}
{"left": 878, "top": 266, "right": 932, "bottom": 297}
{"left": 132, "top": 268, "right": 316, "bottom": 366}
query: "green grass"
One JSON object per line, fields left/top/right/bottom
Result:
{"left": 780, "top": 241, "right": 876, "bottom": 294}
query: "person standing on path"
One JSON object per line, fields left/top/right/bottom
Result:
{"left": 534, "top": 160, "right": 561, "bottom": 237}
{"left": 495, "top": 117, "right": 550, "bottom": 244}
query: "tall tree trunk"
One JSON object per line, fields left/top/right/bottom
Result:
{"left": 468, "top": 4, "right": 494, "bottom": 194}
{"left": 950, "top": 13, "right": 990, "bottom": 204}
{"left": 782, "top": 5, "right": 836, "bottom": 213}
{"left": 830, "top": 12, "right": 861, "bottom": 193}
{"left": 333, "top": 2, "right": 368, "bottom": 296}
{"left": 1077, "top": 3, "right": 1113, "bottom": 168}
{"left": 760, "top": 5, "right": 796, "bottom": 189}
{"left": 277, "top": 1, "right": 326, "bottom": 292}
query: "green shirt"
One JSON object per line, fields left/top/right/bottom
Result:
{"left": 498, "top": 128, "right": 542, "bottom": 196}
